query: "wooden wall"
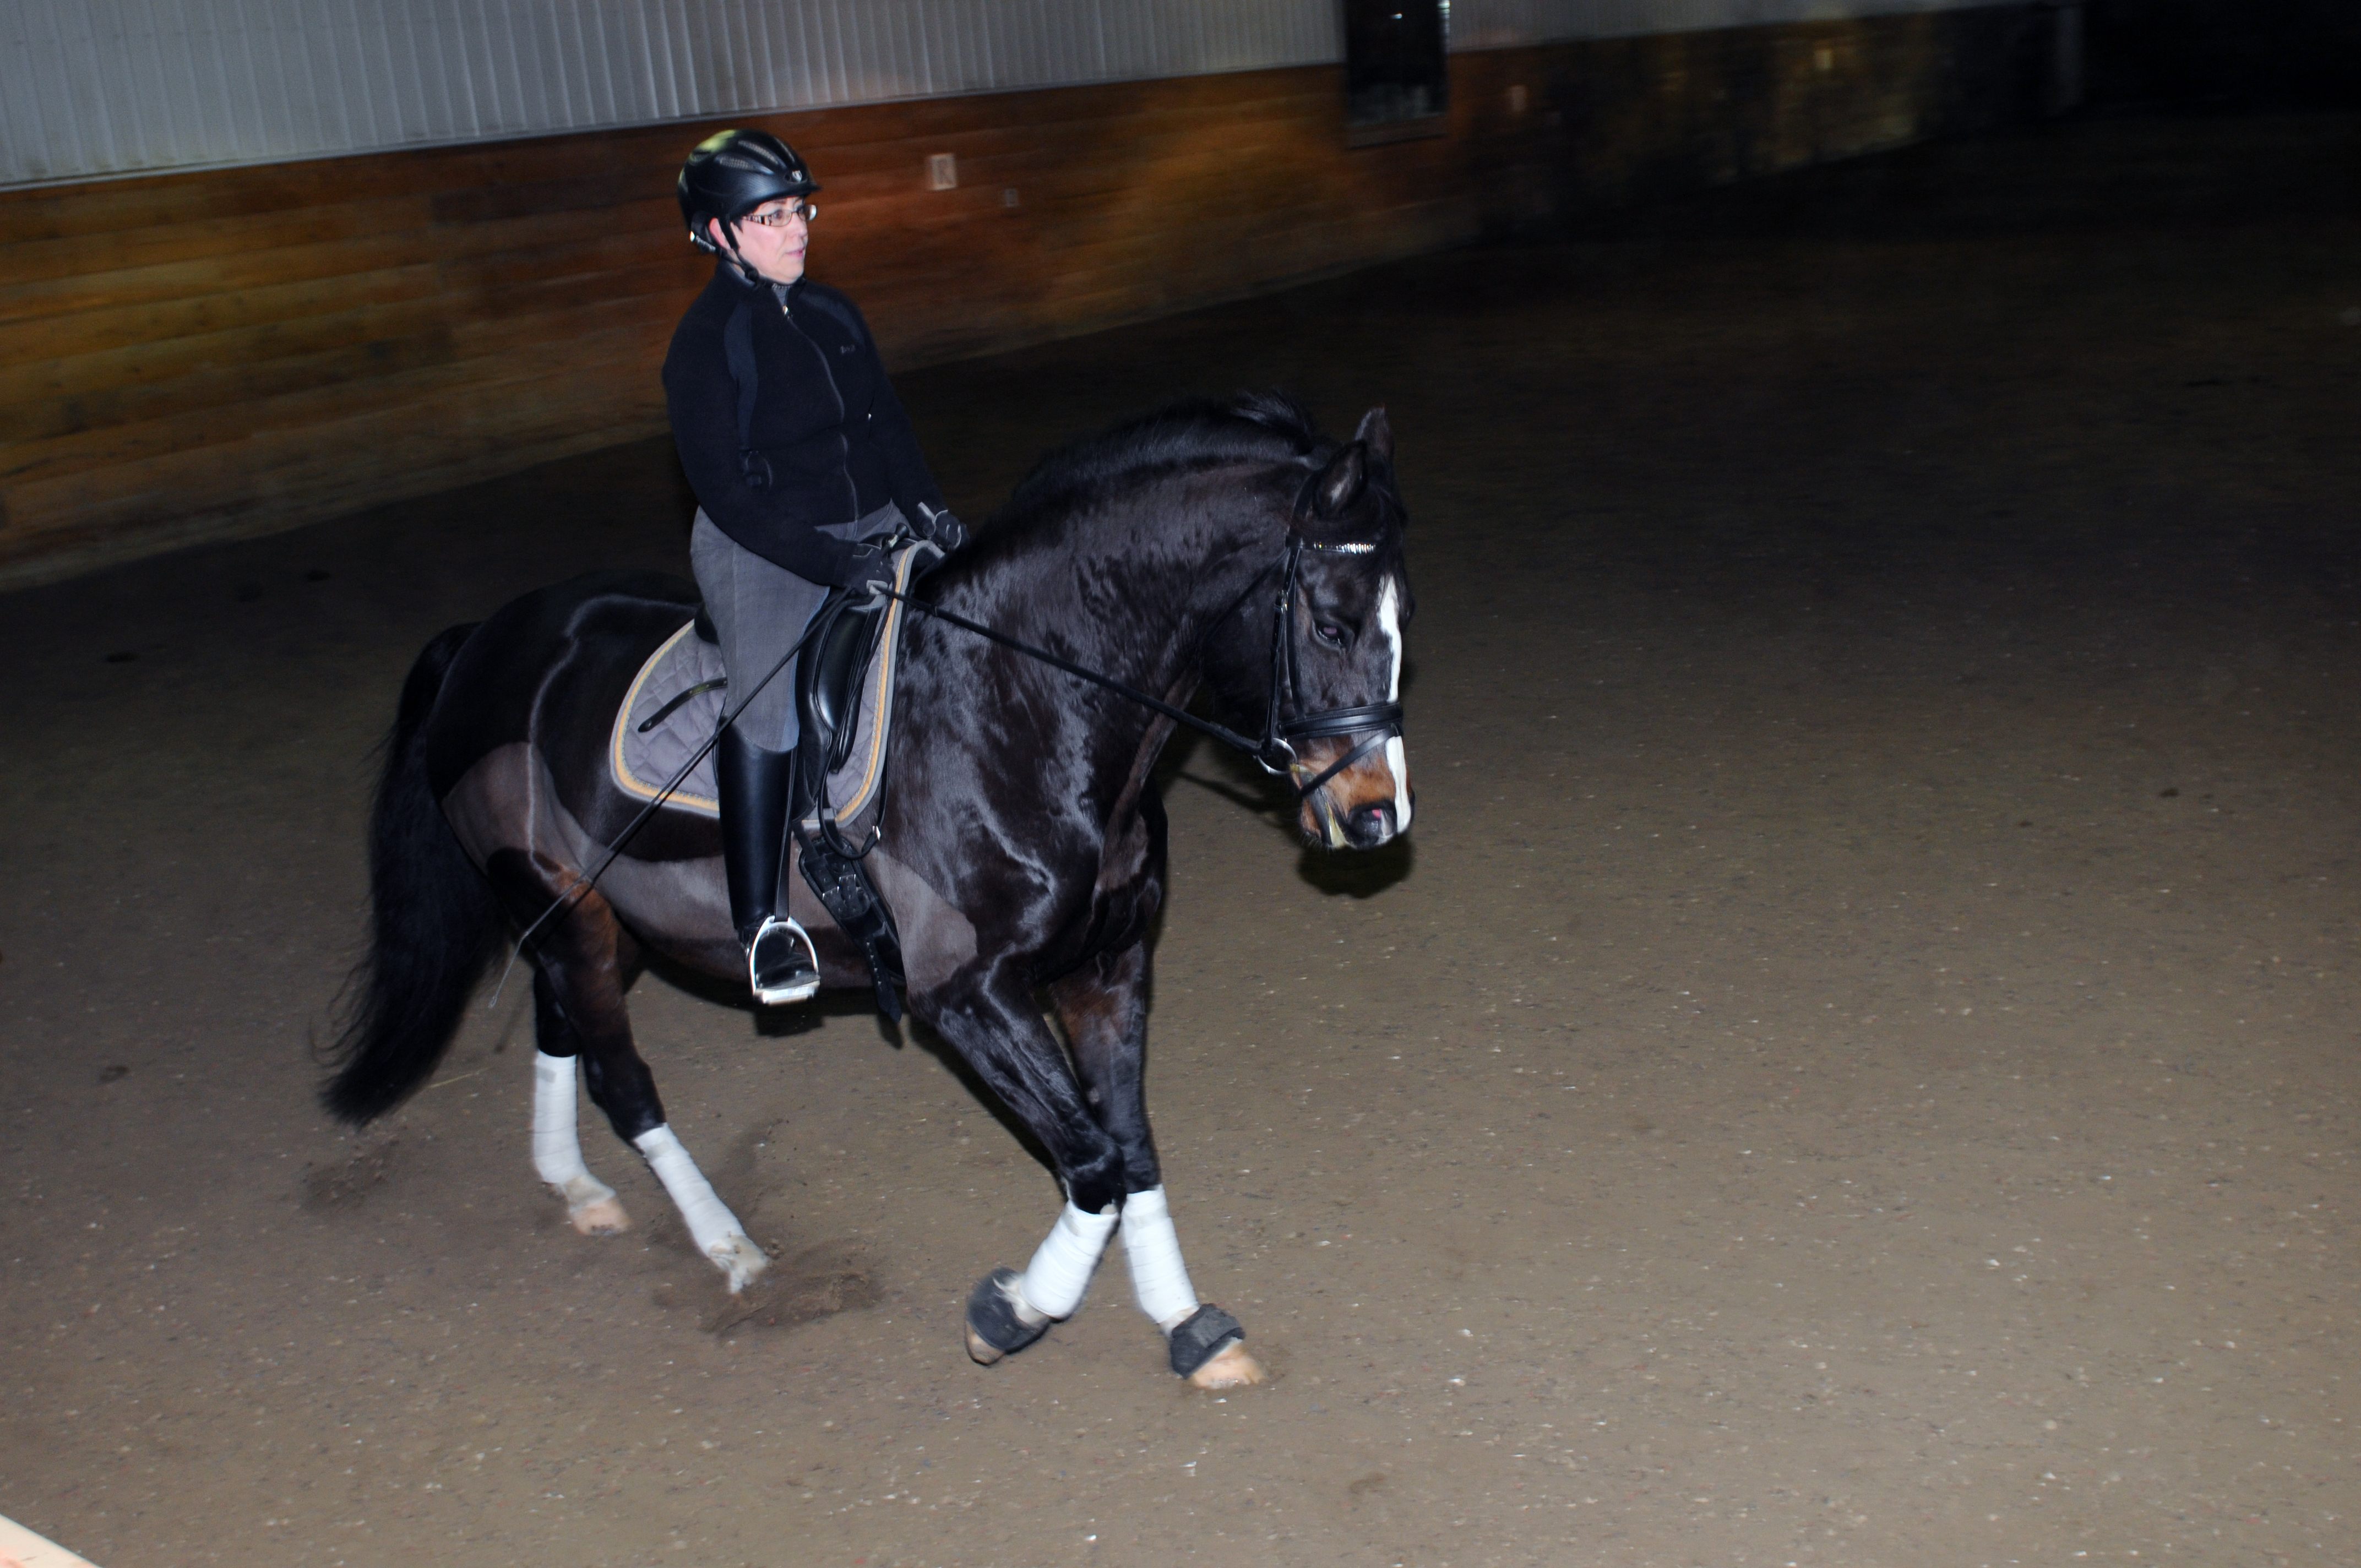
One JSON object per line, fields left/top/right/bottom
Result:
{"left": 0, "top": 6, "right": 2055, "bottom": 587}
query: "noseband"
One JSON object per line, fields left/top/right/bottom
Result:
{"left": 1254, "top": 531, "right": 1406, "bottom": 800}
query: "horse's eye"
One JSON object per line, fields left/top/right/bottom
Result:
{"left": 1313, "top": 622, "right": 1347, "bottom": 648}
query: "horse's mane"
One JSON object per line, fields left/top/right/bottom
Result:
{"left": 994, "top": 391, "right": 1327, "bottom": 531}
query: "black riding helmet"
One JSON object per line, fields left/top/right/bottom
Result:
{"left": 678, "top": 129, "right": 819, "bottom": 257}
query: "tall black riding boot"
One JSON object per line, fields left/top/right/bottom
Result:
{"left": 715, "top": 728, "right": 820, "bottom": 1004}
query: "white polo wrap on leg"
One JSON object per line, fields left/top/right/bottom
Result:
{"left": 531, "top": 1053, "right": 584, "bottom": 1182}
{"left": 531, "top": 1052, "right": 616, "bottom": 1210}
{"left": 1118, "top": 1185, "right": 1201, "bottom": 1329}
{"left": 633, "top": 1124, "right": 746, "bottom": 1262}
{"left": 1019, "top": 1200, "right": 1120, "bottom": 1321}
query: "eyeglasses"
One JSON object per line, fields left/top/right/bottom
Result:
{"left": 742, "top": 200, "right": 817, "bottom": 227}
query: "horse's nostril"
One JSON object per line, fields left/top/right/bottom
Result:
{"left": 1348, "top": 802, "right": 1394, "bottom": 843}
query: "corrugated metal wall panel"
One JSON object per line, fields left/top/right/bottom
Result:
{"left": 0, "top": 0, "right": 2001, "bottom": 186}
{"left": 1450, "top": 0, "right": 2002, "bottom": 49}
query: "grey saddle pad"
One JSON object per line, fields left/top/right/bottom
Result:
{"left": 608, "top": 546, "right": 927, "bottom": 839}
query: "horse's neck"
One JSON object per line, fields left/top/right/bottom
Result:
{"left": 938, "top": 493, "right": 1276, "bottom": 760}
{"left": 967, "top": 501, "right": 1270, "bottom": 675}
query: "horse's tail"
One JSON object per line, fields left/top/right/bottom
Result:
{"left": 322, "top": 623, "right": 505, "bottom": 1125}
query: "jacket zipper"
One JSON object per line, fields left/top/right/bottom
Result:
{"left": 778, "top": 291, "right": 859, "bottom": 522}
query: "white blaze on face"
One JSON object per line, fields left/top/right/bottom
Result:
{"left": 1377, "top": 577, "right": 1412, "bottom": 831}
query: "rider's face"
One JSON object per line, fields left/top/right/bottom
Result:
{"left": 714, "top": 199, "right": 809, "bottom": 285}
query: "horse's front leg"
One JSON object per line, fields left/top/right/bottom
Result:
{"left": 1048, "top": 946, "right": 1266, "bottom": 1390}
{"left": 523, "top": 878, "right": 768, "bottom": 1293}
{"left": 918, "top": 966, "right": 1136, "bottom": 1366}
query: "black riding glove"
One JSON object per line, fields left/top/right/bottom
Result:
{"left": 839, "top": 543, "right": 896, "bottom": 597}
{"left": 915, "top": 505, "right": 968, "bottom": 554}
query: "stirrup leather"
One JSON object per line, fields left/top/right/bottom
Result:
{"left": 747, "top": 915, "right": 820, "bottom": 1005}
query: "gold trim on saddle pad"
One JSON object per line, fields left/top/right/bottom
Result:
{"left": 823, "top": 543, "right": 925, "bottom": 833}
{"left": 610, "top": 620, "right": 721, "bottom": 816}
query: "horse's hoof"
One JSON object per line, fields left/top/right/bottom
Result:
{"left": 709, "top": 1234, "right": 771, "bottom": 1295}
{"left": 1187, "top": 1341, "right": 1269, "bottom": 1391}
{"left": 569, "top": 1197, "right": 632, "bottom": 1236}
{"left": 1168, "top": 1304, "right": 1258, "bottom": 1386}
{"left": 965, "top": 1267, "right": 1050, "bottom": 1365}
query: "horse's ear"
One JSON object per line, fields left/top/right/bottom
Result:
{"left": 1353, "top": 407, "right": 1392, "bottom": 467}
{"left": 1309, "top": 442, "right": 1367, "bottom": 522}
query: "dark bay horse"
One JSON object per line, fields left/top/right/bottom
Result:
{"left": 324, "top": 394, "right": 1413, "bottom": 1389}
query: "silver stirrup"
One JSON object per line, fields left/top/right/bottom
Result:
{"left": 748, "top": 915, "right": 820, "bottom": 1005}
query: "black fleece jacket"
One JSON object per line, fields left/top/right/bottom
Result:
{"left": 663, "top": 263, "right": 946, "bottom": 586}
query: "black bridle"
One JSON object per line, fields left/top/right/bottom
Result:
{"left": 889, "top": 526, "right": 1403, "bottom": 802}
{"left": 1255, "top": 531, "right": 1406, "bottom": 797}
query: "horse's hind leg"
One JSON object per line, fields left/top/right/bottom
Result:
{"left": 1049, "top": 947, "right": 1266, "bottom": 1390}
{"left": 526, "top": 879, "right": 768, "bottom": 1293}
{"left": 531, "top": 970, "right": 631, "bottom": 1236}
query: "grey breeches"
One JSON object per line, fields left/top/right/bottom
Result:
{"left": 689, "top": 503, "right": 902, "bottom": 753}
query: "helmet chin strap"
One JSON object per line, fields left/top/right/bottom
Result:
{"left": 722, "top": 231, "right": 763, "bottom": 286}
{"left": 723, "top": 238, "right": 795, "bottom": 292}
{"left": 701, "top": 215, "right": 765, "bottom": 286}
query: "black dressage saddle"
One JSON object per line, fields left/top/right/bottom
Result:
{"left": 796, "top": 585, "right": 884, "bottom": 787}
{"left": 791, "top": 586, "right": 907, "bottom": 1017}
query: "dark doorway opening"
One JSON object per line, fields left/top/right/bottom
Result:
{"left": 1345, "top": 0, "right": 1449, "bottom": 144}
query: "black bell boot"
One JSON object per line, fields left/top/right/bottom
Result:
{"left": 716, "top": 728, "right": 820, "bottom": 1005}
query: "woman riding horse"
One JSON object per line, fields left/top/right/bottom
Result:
{"left": 327, "top": 298, "right": 1412, "bottom": 1385}
{"left": 666, "top": 128, "right": 966, "bottom": 1007}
